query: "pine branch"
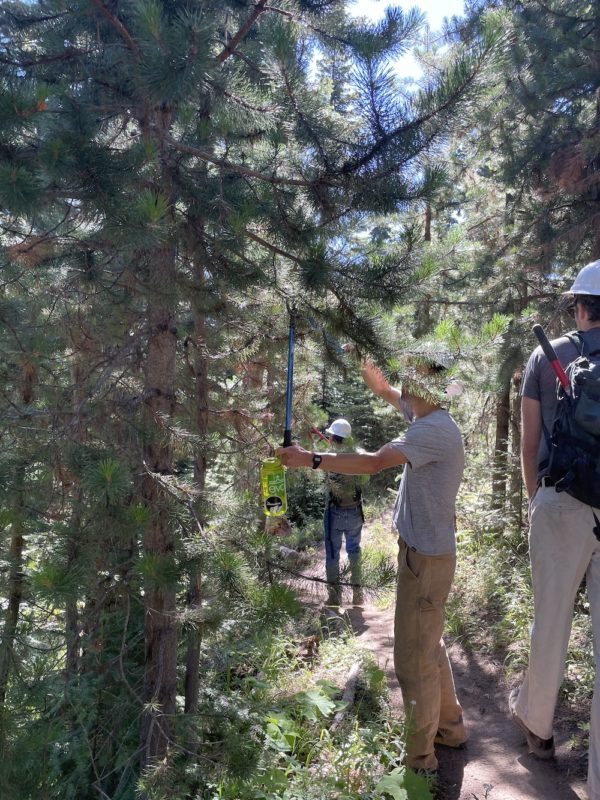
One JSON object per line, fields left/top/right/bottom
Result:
{"left": 216, "top": 0, "right": 269, "bottom": 64}
{"left": 263, "top": 5, "right": 295, "bottom": 19}
{"left": 90, "top": 0, "right": 139, "bottom": 55}
{"left": 206, "top": 80, "right": 279, "bottom": 114}
{"left": 339, "top": 81, "right": 477, "bottom": 177}
{"left": 162, "top": 132, "right": 331, "bottom": 187}
{"left": 0, "top": 47, "right": 89, "bottom": 67}
{"left": 246, "top": 230, "right": 303, "bottom": 265}
{"left": 280, "top": 61, "right": 332, "bottom": 171}
{"left": 533, "top": 0, "right": 595, "bottom": 24}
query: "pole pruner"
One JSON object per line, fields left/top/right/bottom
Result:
{"left": 260, "top": 305, "right": 296, "bottom": 517}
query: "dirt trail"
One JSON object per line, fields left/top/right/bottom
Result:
{"left": 345, "top": 601, "right": 588, "bottom": 800}
{"left": 299, "top": 532, "right": 588, "bottom": 799}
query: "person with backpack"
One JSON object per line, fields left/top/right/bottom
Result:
{"left": 277, "top": 359, "right": 467, "bottom": 777}
{"left": 321, "top": 418, "right": 367, "bottom": 607}
{"left": 510, "top": 259, "right": 600, "bottom": 799}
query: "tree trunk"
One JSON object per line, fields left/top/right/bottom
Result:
{"left": 65, "top": 325, "right": 91, "bottom": 682}
{"left": 491, "top": 379, "right": 511, "bottom": 511}
{"left": 424, "top": 202, "right": 432, "bottom": 242}
{"left": 139, "top": 138, "right": 179, "bottom": 767}
{"left": 508, "top": 369, "right": 523, "bottom": 527}
{"left": 184, "top": 260, "right": 208, "bottom": 716}
{"left": 0, "top": 464, "right": 26, "bottom": 710}
{"left": 0, "top": 346, "right": 35, "bottom": 725}
{"left": 65, "top": 515, "right": 81, "bottom": 683}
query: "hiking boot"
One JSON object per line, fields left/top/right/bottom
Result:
{"left": 349, "top": 553, "right": 364, "bottom": 606}
{"left": 352, "top": 585, "right": 364, "bottom": 606}
{"left": 509, "top": 688, "right": 555, "bottom": 759}
{"left": 434, "top": 731, "right": 467, "bottom": 749}
{"left": 325, "top": 563, "right": 342, "bottom": 607}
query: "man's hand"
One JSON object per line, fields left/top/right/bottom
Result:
{"left": 275, "top": 445, "right": 312, "bottom": 468}
{"left": 361, "top": 359, "right": 407, "bottom": 415}
{"left": 341, "top": 342, "right": 360, "bottom": 358}
{"left": 361, "top": 359, "right": 391, "bottom": 396}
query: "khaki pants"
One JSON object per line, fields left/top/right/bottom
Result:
{"left": 514, "top": 486, "right": 600, "bottom": 799}
{"left": 394, "top": 538, "right": 465, "bottom": 770}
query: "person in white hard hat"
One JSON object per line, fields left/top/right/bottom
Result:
{"left": 321, "top": 418, "right": 367, "bottom": 607}
{"left": 277, "top": 360, "right": 467, "bottom": 778}
{"left": 510, "top": 259, "right": 600, "bottom": 798}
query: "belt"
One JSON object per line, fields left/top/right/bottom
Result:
{"left": 538, "top": 476, "right": 556, "bottom": 488}
{"left": 329, "top": 499, "right": 361, "bottom": 509}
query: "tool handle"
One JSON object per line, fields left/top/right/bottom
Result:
{"left": 282, "top": 312, "right": 295, "bottom": 447}
{"left": 532, "top": 324, "right": 570, "bottom": 392}
{"left": 310, "top": 426, "right": 330, "bottom": 443}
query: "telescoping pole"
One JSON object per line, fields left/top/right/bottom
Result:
{"left": 532, "top": 324, "right": 571, "bottom": 395}
{"left": 283, "top": 310, "right": 295, "bottom": 447}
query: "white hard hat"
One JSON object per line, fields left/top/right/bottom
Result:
{"left": 569, "top": 259, "right": 600, "bottom": 295}
{"left": 325, "top": 418, "right": 351, "bottom": 438}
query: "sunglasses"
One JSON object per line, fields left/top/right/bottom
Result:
{"left": 561, "top": 295, "right": 578, "bottom": 315}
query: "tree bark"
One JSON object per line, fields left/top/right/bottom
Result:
{"left": 184, "top": 257, "right": 208, "bottom": 716}
{"left": 508, "top": 369, "right": 523, "bottom": 527}
{"left": 0, "top": 464, "right": 26, "bottom": 710}
{"left": 139, "top": 124, "right": 179, "bottom": 767}
{"left": 64, "top": 514, "right": 81, "bottom": 683}
{"left": 64, "top": 322, "right": 92, "bottom": 682}
{"left": 491, "top": 378, "right": 511, "bottom": 511}
{"left": 0, "top": 352, "right": 35, "bottom": 724}
{"left": 424, "top": 202, "right": 432, "bottom": 242}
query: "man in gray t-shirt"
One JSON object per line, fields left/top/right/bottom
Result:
{"left": 391, "top": 410, "right": 464, "bottom": 555}
{"left": 277, "top": 358, "right": 466, "bottom": 775}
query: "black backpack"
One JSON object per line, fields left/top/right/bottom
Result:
{"left": 545, "top": 332, "right": 600, "bottom": 532}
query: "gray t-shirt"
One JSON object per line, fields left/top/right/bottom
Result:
{"left": 390, "top": 409, "right": 465, "bottom": 555}
{"left": 521, "top": 328, "right": 600, "bottom": 476}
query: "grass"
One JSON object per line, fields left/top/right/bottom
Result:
{"left": 205, "top": 620, "right": 434, "bottom": 800}
{"left": 448, "top": 484, "right": 595, "bottom": 739}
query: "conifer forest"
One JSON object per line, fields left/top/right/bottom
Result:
{"left": 1, "top": 1, "right": 599, "bottom": 798}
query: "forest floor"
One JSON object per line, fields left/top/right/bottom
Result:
{"left": 300, "top": 518, "right": 590, "bottom": 800}
{"left": 345, "top": 602, "right": 587, "bottom": 800}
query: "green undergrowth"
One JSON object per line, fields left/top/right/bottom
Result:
{"left": 197, "top": 619, "right": 433, "bottom": 800}
{"left": 448, "top": 484, "right": 594, "bottom": 749}
{"left": 355, "top": 507, "right": 399, "bottom": 610}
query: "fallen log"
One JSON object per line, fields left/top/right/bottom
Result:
{"left": 330, "top": 661, "right": 361, "bottom": 732}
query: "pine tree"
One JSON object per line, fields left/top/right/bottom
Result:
{"left": 0, "top": 0, "right": 500, "bottom": 795}
{"left": 445, "top": 0, "right": 600, "bottom": 515}
{"left": 463, "top": 0, "right": 600, "bottom": 277}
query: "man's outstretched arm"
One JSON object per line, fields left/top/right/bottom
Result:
{"left": 276, "top": 443, "right": 408, "bottom": 475}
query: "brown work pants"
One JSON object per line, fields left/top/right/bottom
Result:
{"left": 394, "top": 538, "right": 466, "bottom": 770}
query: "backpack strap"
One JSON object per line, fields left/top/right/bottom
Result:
{"left": 563, "top": 330, "right": 585, "bottom": 356}
{"left": 564, "top": 330, "right": 600, "bottom": 359}
{"left": 594, "top": 510, "right": 600, "bottom": 542}
{"left": 538, "top": 331, "right": 582, "bottom": 470}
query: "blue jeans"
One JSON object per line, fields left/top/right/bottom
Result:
{"left": 324, "top": 504, "right": 363, "bottom": 566}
